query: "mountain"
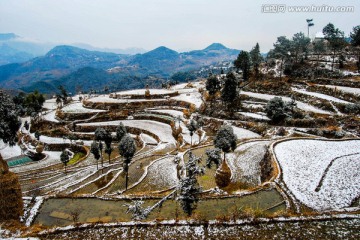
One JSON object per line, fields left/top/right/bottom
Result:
{"left": 0, "top": 33, "right": 55, "bottom": 56}
{"left": 0, "top": 43, "right": 240, "bottom": 94}
{"left": 129, "top": 46, "right": 182, "bottom": 75}
{"left": 72, "top": 43, "right": 146, "bottom": 55}
{"left": 0, "top": 44, "right": 34, "bottom": 65}
{"left": 0, "top": 33, "right": 19, "bottom": 41}
{"left": 0, "top": 45, "right": 128, "bottom": 89}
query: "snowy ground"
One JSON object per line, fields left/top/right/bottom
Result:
{"left": 274, "top": 139, "right": 360, "bottom": 211}
{"left": 61, "top": 103, "right": 106, "bottom": 113}
{"left": 319, "top": 84, "right": 360, "bottom": 96}
{"left": 232, "top": 126, "right": 261, "bottom": 140}
{"left": 0, "top": 141, "right": 23, "bottom": 159}
{"left": 241, "top": 91, "right": 332, "bottom": 114}
{"left": 147, "top": 109, "right": 184, "bottom": 119}
{"left": 115, "top": 89, "right": 176, "bottom": 96}
{"left": 87, "top": 95, "right": 166, "bottom": 103}
{"left": 43, "top": 99, "right": 57, "bottom": 110}
{"left": 43, "top": 110, "right": 59, "bottom": 123}
{"left": 227, "top": 141, "right": 269, "bottom": 186}
{"left": 77, "top": 120, "right": 176, "bottom": 144}
{"left": 133, "top": 156, "right": 178, "bottom": 191}
{"left": 238, "top": 112, "right": 270, "bottom": 121}
{"left": 171, "top": 90, "right": 203, "bottom": 108}
{"left": 35, "top": 135, "right": 93, "bottom": 146}
{"left": 292, "top": 88, "right": 351, "bottom": 104}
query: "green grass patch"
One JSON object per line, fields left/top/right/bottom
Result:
{"left": 68, "top": 152, "right": 86, "bottom": 165}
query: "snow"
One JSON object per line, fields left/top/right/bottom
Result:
{"left": 87, "top": 95, "right": 165, "bottom": 103}
{"left": 77, "top": 120, "right": 176, "bottom": 144}
{"left": 147, "top": 109, "right": 184, "bottom": 119}
{"left": 232, "top": 126, "right": 261, "bottom": 140}
{"left": 227, "top": 141, "right": 269, "bottom": 186}
{"left": 292, "top": 88, "right": 351, "bottom": 104}
{"left": 115, "top": 89, "right": 176, "bottom": 95}
{"left": 319, "top": 85, "right": 360, "bottom": 96}
{"left": 33, "top": 135, "right": 92, "bottom": 146}
{"left": 241, "top": 91, "right": 331, "bottom": 114}
{"left": 274, "top": 139, "right": 360, "bottom": 211}
{"left": 137, "top": 156, "right": 178, "bottom": 190}
{"left": 43, "top": 99, "right": 57, "bottom": 110}
{"left": 61, "top": 103, "right": 106, "bottom": 113}
{"left": 0, "top": 141, "right": 23, "bottom": 159}
{"left": 238, "top": 112, "right": 270, "bottom": 121}
{"left": 171, "top": 91, "right": 203, "bottom": 108}
{"left": 43, "top": 110, "right": 59, "bottom": 123}
{"left": 25, "top": 196, "right": 44, "bottom": 227}
{"left": 140, "top": 133, "right": 158, "bottom": 144}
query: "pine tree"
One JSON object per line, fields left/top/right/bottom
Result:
{"left": 270, "top": 36, "right": 293, "bottom": 80}
{"left": 95, "top": 127, "right": 108, "bottom": 167}
{"left": 90, "top": 141, "right": 100, "bottom": 170}
{"left": 350, "top": 25, "right": 360, "bottom": 72}
{"left": 265, "top": 97, "right": 297, "bottom": 123}
{"left": 118, "top": 134, "right": 136, "bottom": 190}
{"left": 250, "top": 43, "right": 263, "bottom": 79}
{"left": 177, "top": 152, "right": 203, "bottom": 216}
{"left": 60, "top": 150, "right": 70, "bottom": 173}
{"left": 214, "top": 125, "right": 237, "bottom": 159}
{"left": 292, "top": 32, "right": 310, "bottom": 63}
{"left": 323, "top": 23, "right": 346, "bottom": 71}
{"left": 116, "top": 122, "right": 127, "bottom": 141}
{"left": 205, "top": 148, "right": 222, "bottom": 169}
{"left": 205, "top": 74, "right": 221, "bottom": 96}
{"left": 234, "top": 51, "right": 251, "bottom": 81}
{"left": 221, "top": 72, "right": 239, "bottom": 112}
{"left": 186, "top": 119, "right": 199, "bottom": 147}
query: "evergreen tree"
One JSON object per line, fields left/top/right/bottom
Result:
{"left": 186, "top": 119, "right": 199, "bottom": 147}
{"left": 205, "top": 74, "right": 221, "bottom": 96}
{"left": 177, "top": 152, "right": 203, "bottom": 216}
{"left": 250, "top": 43, "right": 263, "bottom": 79}
{"left": 205, "top": 148, "right": 222, "bottom": 169}
{"left": 323, "top": 23, "right": 346, "bottom": 71}
{"left": 118, "top": 134, "right": 136, "bottom": 190}
{"left": 214, "top": 125, "right": 237, "bottom": 162}
{"left": 350, "top": 25, "right": 360, "bottom": 72}
{"left": 265, "top": 97, "right": 297, "bottom": 123}
{"left": 90, "top": 141, "right": 100, "bottom": 170}
{"left": 292, "top": 32, "right": 310, "bottom": 63}
{"left": 221, "top": 72, "right": 239, "bottom": 112}
{"left": 270, "top": 36, "right": 293, "bottom": 80}
{"left": 234, "top": 51, "right": 251, "bottom": 81}
{"left": 0, "top": 91, "right": 21, "bottom": 157}
{"left": 116, "top": 122, "right": 127, "bottom": 141}
{"left": 60, "top": 150, "right": 70, "bottom": 173}
{"left": 58, "top": 85, "right": 69, "bottom": 104}
{"left": 313, "top": 40, "right": 326, "bottom": 64}
{"left": 104, "top": 131, "right": 113, "bottom": 164}
{"left": 95, "top": 127, "right": 108, "bottom": 167}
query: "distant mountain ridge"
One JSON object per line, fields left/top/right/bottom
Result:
{"left": 0, "top": 42, "right": 240, "bottom": 94}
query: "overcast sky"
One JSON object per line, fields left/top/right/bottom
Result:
{"left": 0, "top": 0, "right": 359, "bottom": 52}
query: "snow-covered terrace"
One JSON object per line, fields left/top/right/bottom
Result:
{"left": 292, "top": 88, "right": 351, "bottom": 104}
{"left": 61, "top": 102, "right": 106, "bottom": 113}
{"left": 274, "top": 139, "right": 360, "bottom": 211}
{"left": 241, "top": 91, "right": 331, "bottom": 115}
{"left": 77, "top": 120, "right": 176, "bottom": 144}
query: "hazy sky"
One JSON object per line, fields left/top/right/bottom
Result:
{"left": 0, "top": 0, "right": 359, "bottom": 52}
